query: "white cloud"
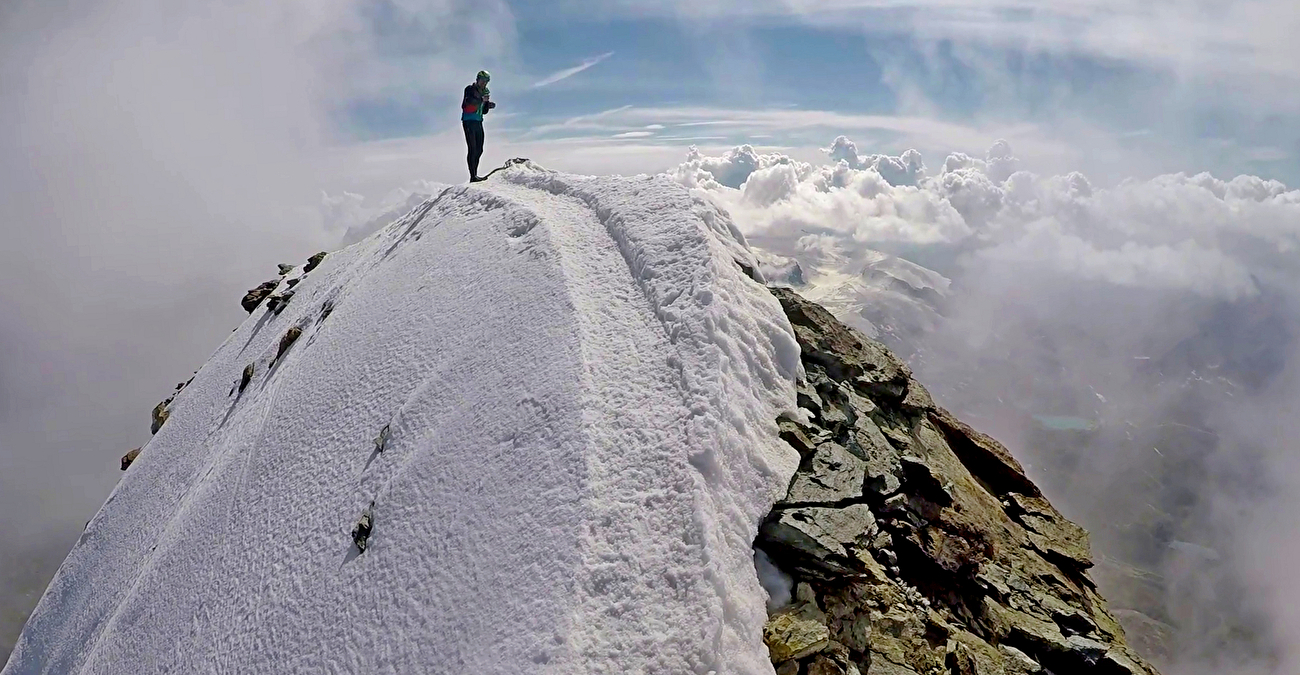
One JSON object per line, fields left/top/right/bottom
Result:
{"left": 509, "top": 105, "right": 1096, "bottom": 176}
{"left": 531, "top": 51, "right": 615, "bottom": 88}
{"left": 677, "top": 138, "right": 1300, "bottom": 301}
{"left": 576, "top": 0, "right": 1300, "bottom": 87}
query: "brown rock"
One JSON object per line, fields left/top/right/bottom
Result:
{"left": 239, "top": 363, "right": 254, "bottom": 393}
{"left": 764, "top": 602, "right": 831, "bottom": 663}
{"left": 241, "top": 279, "right": 279, "bottom": 313}
{"left": 120, "top": 447, "right": 141, "bottom": 471}
{"left": 276, "top": 326, "right": 303, "bottom": 360}
{"left": 151, "top": 400, "right": 171, "bottom": 434}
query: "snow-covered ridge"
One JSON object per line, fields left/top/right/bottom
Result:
{"left": 5, "top": 163, "right": 803, "bottom": 674}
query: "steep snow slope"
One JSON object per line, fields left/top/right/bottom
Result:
{"left": 5, "top": 163, "right": 803, "bottom": 675}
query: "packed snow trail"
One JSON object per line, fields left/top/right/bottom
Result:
{"left": 4, "top": 163, "right": 802, "bottom": 675}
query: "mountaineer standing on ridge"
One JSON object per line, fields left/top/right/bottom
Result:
{"left": 461, "top": 70, "right": 495, "bottom": 183}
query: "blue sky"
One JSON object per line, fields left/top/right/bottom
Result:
{"left": 330, "top": 0, "right": 1300, "bottom": 186}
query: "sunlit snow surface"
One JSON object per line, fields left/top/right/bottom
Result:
{"left": 5, "top": 164, "right": 802, "bottom": 675}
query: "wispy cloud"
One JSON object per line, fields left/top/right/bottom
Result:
{"left": 532, "top": 52, "right": 615, "bottom": 88}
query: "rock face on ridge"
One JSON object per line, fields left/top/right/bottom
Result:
{"left": 757, "top": 288, "right": 1159, "bottom": 675}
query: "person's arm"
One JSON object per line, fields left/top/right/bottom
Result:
{"left": 461, "top": 85, "right": 481, "bottom": 114}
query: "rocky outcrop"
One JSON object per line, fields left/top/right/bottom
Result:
{"left": 119, "top": 447, "right": 141, "bottom": 471}
{"left": 303, "top": 251, "right": 327, "bottom": 273}
{"left": 150, "top": 399, "right": 171, "bottom": 434}
{"left": 352, "top": 505, "right": 373, "bottom": 553}
{"left": 757, "top": 288, "right": 1159, "bottom": 675}
{"left": 275, "top": 326, "right": 302, "bottom": 361}
{"left": 241, "top": 279, "right": 279, "bottom": 313}
{"left": 239, "top": 363, "right": 254, "bottom": 394}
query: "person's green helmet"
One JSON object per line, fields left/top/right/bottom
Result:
{"left": 476, "top": 70, "right": 491, "bottom": 83}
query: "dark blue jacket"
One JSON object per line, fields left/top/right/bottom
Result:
{"left": 461, "top": 84, "right": 492, "bottom": 122}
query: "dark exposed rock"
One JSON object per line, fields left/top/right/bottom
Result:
{"left": 761, "top": 504, "right": 879, "bottom": 578}
{"left": 736, "top": 259, "right": 760, "bottom": 282}
{"left": 120, "top": 447, "right": 141, "bottom": 471}
{"left": 757, "top": 288, "right": 1160, "bottom": 675}
{"left": 276, "top": 327, "right": 302, "bottom": 361}
{"left": 352, "top": 505, "right": 373, "bottom": 553}
{"left": 239, "top": 364, "right": 254, "bottom": 393}
{"left": 285, "top": 278, "right": 300, "bottom": 289}
{"left": 241, "top": 279, "right": 279, "bottom": 313}
{"left": 373, "top": 424, "right": 390, "bottom": 453}
{"left": 797, "top": 380, "right": 824, "bottom": 414}
{"left": 277, "top": 263, "right": 294, "bottom": 276}
{"left": 303, "top": 251, "right": 328, "bottom": 273}
{"left": 150, "top": 399, "right": 171, "bottom": 434}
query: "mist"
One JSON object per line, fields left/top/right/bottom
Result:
{"left": 676, "top": 140, "right": 1300, "bottom": 674}
{"left": 0, "top": 0, "right": 513, "bottom": 660}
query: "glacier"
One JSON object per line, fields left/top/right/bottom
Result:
{"left": 4, "top": 164, "right": 805, "bottom": 675}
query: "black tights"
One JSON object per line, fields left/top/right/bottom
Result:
{"left": 463, "top": 120, "right": 484, "bottom": 179}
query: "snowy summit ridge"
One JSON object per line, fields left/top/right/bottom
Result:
{"left": 5, "top": 163, "right": 805, "bottom": 674}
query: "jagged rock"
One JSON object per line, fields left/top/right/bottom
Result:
{"left": 948, "top": 631, "right": 1044, "bottom": 674}
{"left": 761, "top": 504, "right": 877, "bottom": 575}
{"left": 276, "top": 327, "right": 302, "bottom": 361}
{"left": 150, "top": 400, "right": 171, "bottom": 434}
{"left": 764, "top": 601, "right": 831, "bottom": 663}
{"left": 239, "top": 364, "right": 254, "bottom": 393}
{"left": 352, "top": 505, "right": 373, "bottom": 553}
{"left": 805, "top": 642, "right": 860, "bottom": 675}
{"left": 928, "top": 406, "right": 1040, "bottom": 498}
{"left": 774, "top": 661, "right": 799, "bottom": 675}
{"left": 757, "top": 288, "right": 1161, "bottom": 675}
{"left": 797, "top": 380, "right": 824, "bottom": 414}
{"left": 771, "top": 288, "right": 910, "bottom": 397}
{"left": 1005, "top": 492, "right": 1092, "bottom": 569}
{"left": 847, "top": 419, "right": 903, "bottom": 497}
{"left": 303, "top": 251, "right": 327, "bottom": 273}
{"left": 241, "top": 279, "right": 279, "bottom": 313}
{"left": 277, "top": 263, "right": 294, "bottom": 275}
{"left": 120, "top": 447, "right": 141, "bottom": 471}
{"left": 285, "top": 278, "right": 300, "bottom": 289}
{"left": 784, "top": 442, "right": 866, "bottom": 504}
{"left": 319, "top": 300, "right": 335, "bottom": 322}
{"left": 779, "top": 419, "right": 820, "bottom": 455}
